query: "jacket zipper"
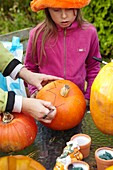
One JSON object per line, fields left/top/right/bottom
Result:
{"left": 64, "top": 28, "right": 67, "bottom": 79}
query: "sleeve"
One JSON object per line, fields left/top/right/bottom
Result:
{"left": 0, "top": 42, "right": 14, "bottom": 73}
{"left": 0, "top": 88, "right": 22, "bottom": 113}
{"left": 0, "top": 43, "right": 23, "bottom": 113}
{"left": 12, "top": 95, "right": 22, "bottom": 113}
{"left": 0, "top": 42, "right": 24, "bottom": 79}
{"left": 0, "top": 89, "right": 15, "bottom": 113}
{"left": 85, "top": 27, "right": 102, "bottom": 100}
{"left": 24, "top": 29, "right": 39, "bottom": 95}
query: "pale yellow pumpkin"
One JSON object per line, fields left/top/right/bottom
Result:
{"left": 90, "top": 62, "right": 113, "bottom": 135}
{"left": 106, "top": 165, "right": 113, "bottom": 170}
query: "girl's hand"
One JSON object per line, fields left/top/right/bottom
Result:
{"left": 22, "top": 97, "right": 56, "bottom": 123}
{"left": 19, "top": 67, "right": 63, "bottom": 90}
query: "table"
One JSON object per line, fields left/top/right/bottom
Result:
{"left": 0, "top": 112, "right": 113, "bottom": 170}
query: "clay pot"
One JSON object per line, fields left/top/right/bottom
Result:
{"left": 66, "top": 160, "right": 90, "bottom": 170}
{"left": 70, "top": 134, "right": 91, "bottom": 158}
{"left": 95, "top": 147, "right": 113, "bottom": 170}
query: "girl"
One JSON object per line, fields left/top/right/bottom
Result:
{"left": 24, "top": 0, "right": 101, "bottom": 107}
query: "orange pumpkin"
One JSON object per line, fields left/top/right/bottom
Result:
{"left": 0, "top": 155, "right": 46, "bottom": 170}
{"left": 0, "top": 112, "right": 37, "bottom": 152}
{"left": 90, "top": 62, "right": 113, "bottom": 135}
{"left": 36, "top": 80, "right": 86, "bottom": 130}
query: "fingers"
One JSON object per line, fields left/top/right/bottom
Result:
{"left": 41, "top": 107, "right": 56, "bottom": 120}
{"left": 42, "top": 109, "right": 55, "bottom": 119}
{"left": 30, "top": 91, "right": 38, "bottom": 98}
{"left": 38, "top": 103, "right": 57, "bottom": 123}
{"left": 41, "top": 100, "right": 56, "bottom": 109}
{"left": 37, "top": 84, "right": 43, "bottom": 90}
{"left": 22, "top": 97, "right": 56, "bottom": 123}
{"left": 43, "top": 74, "right": 63, "bottom": 81}
{"left": 33, "top": 74, "right": 63, "bottom": 90}
{"left": 40, "top": 119, "right": 53, "bottom": 124}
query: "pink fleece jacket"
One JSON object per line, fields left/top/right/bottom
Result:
{"left": 24, "top": 21, "right": 101, "bottom": 100}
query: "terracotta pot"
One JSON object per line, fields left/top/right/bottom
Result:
{"left": 66, "top": 160, "right": 90, "bottom": 170}
{"left": 70, "top": 134, "right": 91, "bottom": 158}
{"left": 95, "top": 147, "right": 113, "bottom": 170}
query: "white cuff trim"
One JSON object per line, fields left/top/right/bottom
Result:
{"left": 12, "top": 95, "right": 22, "bottom": 113}
{"left": 10, "top": 64, "right": 24, "bottom": 80}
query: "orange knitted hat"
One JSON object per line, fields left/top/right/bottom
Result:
{"left": 31, "top": 0, "right": 91, "bottom": 12}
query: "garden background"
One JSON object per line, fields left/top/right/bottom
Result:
{"left": 0, "top": 0, "right": 113, "bottom": 60}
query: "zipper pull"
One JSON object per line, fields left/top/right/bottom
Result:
{"left": 64, "top": 28, "right": 66, "bottom": 36}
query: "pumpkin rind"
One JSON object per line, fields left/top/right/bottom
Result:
{"left": 0, "top": 155, "right": 46, "bottom": 170}
{"left": 106, "top": 165, "right": 113, "bottom": 170}
{"left": 0, "top": 112, "right": 38, "bottom": 152}
{"left": 90, "top": 62, "right": 113, "bottom": 135}
{"left": 36, "top": 80, "right": 86, "bottom": 130}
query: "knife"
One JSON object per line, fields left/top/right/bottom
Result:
{"left": 93, "top": 56, "right": 108, "bottom": 65}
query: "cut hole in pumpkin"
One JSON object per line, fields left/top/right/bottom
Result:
{"left": 2, "top": 112, "right": 14, "bottom": 123}
{"left": 60, "top": 84, "right": 70, "bottom": 97}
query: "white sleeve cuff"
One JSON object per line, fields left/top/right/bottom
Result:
{"left": 12, "top": 95, "right": 22, "bottom": 113}
{"left": 9, "top": 64, "right": 24, "bottom": 80}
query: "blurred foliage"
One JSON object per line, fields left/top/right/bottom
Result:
{"left": 0, "top": 0, "right": 113, "bottom": 59}
{"left": 82, "top": 0, "right": 113, "bottom": 59}
{"left": 0, "top": 0, "right": 45, "bottom": 34}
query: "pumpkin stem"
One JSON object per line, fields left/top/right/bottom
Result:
{"left": 60, "top": 84, "right": 70, "bottom": 97}
{"left": 2, "top": 112, "right": 14, "bottom": 123}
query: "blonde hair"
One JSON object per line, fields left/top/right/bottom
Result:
{"left": 32, "top": 8, "right": 89, "bottom": 65}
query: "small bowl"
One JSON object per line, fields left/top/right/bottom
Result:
{"left": 95, "top": 147, "right": 113, "bottom": 170}
{"left": 70, "top": 134, "right": 91, "bottom": 158}
{"left": 66, "top": 160, "right": 90, "bottom": 170}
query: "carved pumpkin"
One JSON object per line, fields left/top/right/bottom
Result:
{"left": 90, "top": 62, "right": 113, "bottom": 135}
{"left": 36, "top": 80, "right": 86, "bottom": 130}
{"left": 0, "top": 112, "right": 37, "bottom": 152}
{"left": 0, "top": 155, "right": 46, "bottom": 170}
